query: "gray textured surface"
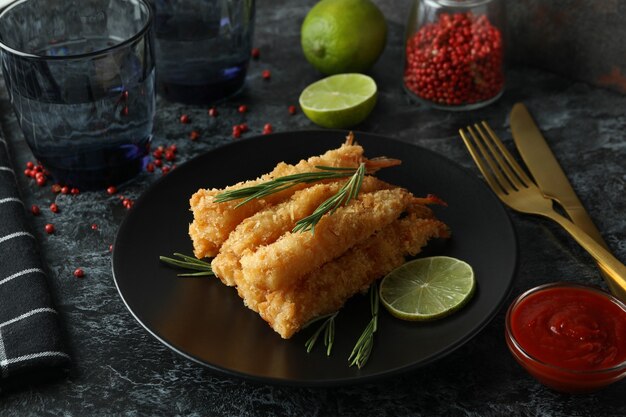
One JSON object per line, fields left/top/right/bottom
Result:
{"left": 1, "top": 0, "right": 625, "bottom": 415}
{"left": 506, "top": 0, "right": 626, "bottom": 94}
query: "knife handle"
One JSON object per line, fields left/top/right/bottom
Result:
{"left": 549, "top": 212, "right": 626, "bottom": 302}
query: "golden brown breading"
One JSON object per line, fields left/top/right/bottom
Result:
{"left": 189, "top": 141, "right": 367, "bottom": 258}
{"left": 236, "top": 214, "right": 450, "bottom": 339}
{"left": 238, "top": 188, "right": 416, "bottom": 292}
{"left": 211, "top": 176, "right": 393, "bottom": 286}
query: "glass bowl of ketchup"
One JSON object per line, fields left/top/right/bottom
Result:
{"left": 505, "top": 282, "right": 626, "bottom": 393}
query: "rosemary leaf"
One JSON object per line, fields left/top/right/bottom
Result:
{"left": 160, "top": 253, "right": 214, "bottom": 277}
{"left": 292, "top": 163, "right": 366, "bottom": 233}
{"left": 177, "top": 271, "right": 215, "bottom": 277}
{"left": 213, "top": 165, "right": 359, "bottom": 206}
{"left": 324, "top": 313, "right": 336, "bottom": 356}
{"left": 349, "top": 283, "right": 379, "bottom": 368}
{"left": 305, "top": 312, "right": 338, "bottom": 355}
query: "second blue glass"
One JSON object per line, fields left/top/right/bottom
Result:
{"left": 151, "top": 0, "right": 256, "bottom": 104}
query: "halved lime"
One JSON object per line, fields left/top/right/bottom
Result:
{"left": 299, "top": 73, "right": 377, "bottom": 128}
{"left": 379, "top": 256, "right": 475, "bottom": 321}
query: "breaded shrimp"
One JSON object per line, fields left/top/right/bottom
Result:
{"left": 189, "top": 141, "right": 363, "bottom": 258}
{"left": 211, "top": 176, "right": 394, "bottom": 286}
{"left": 237, "top": 214, "right": 450, "bottom": 339}
{"left": 189, "top": 137, "right": 401, "bottom": 258}
{"left": 238, "top": 188, "right": 416, "bottom": 291}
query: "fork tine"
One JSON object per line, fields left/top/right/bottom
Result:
{"left": 467, "top": 125, "right": 515, "bottom": 193}
{"left": 473, "top": 123, "right": 526, "bottom": 190}
{"left": 481, "top": 121, "right": 534, "bottom": 187}
{"left": 459, "top": 127, "right": 507, "bottom": 196}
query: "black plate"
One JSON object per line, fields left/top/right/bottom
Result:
{"left": 112, "top": 130, "right": 517, "bottom": 386}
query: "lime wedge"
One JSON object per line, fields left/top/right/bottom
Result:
{"left": 299, "top": 73, "right": 377, "bottom": 128}
{"left": 379, "top": 256, "right": 475, "bottom": 321}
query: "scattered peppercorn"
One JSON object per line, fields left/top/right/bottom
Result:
{"left": 61, "top": 186, "right": 70, "bottom": 195}
{"left": 44, "top": 223, "right": 55, "bottom": 234}
{"left": 165, "top": 150, "right": 176, "bottom": 161}
{"left": 190, "top": 130, "right": 200, "bottom": 141}
{"left": 262, "top": 69, "right": 271, "bottom": 80}
{"left": 120, "top": 106, "right": 129, "bottom": 117}
{"left": 146, "top": 162, "right": 155, "bottom": 173}
{"left": 49, "top": 203, "right": 59, "bottom": 213}
{"left": 106, "top": 186, "right": 117, "bottom": 195}
{"left": 51, "top": 184, "right": 62, "bottom": 193}
{"left": 208, "top": 107, "right": 218, "bottom": 117}
{"left": 262, "top": 123, "right": 273, "bottom": 135}
{"left": 288, "top": 105, "right": 297, "bottom": 115}
{"left": 239, "top": 123, "right": 249, "bottom": 133}
{"left": 73, "top": 268, "right": 84, "bottom": 278}
{"left": 232, "top": 125, "right": 242, "bottom": 139}
{"left": 251, "top": 47, "right": 260, "bottom": 59}
{"left": 238, "top": 105, "right": 248, "bottom": 114}
{"left": 31, "top": 204, "right": 40, "bottom": 215}
{"left": 91, "top": 223, "right": 98, "bottom": 230}
{"left": 180, "top": 114, "right": 190, "bottom": 124}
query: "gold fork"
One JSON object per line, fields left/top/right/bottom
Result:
{"left": 459, "top": 121, "right": 626, "bottom": 302}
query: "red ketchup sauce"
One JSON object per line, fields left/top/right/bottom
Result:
{"left": 506, "top": 284, "right": 626, "bottom": 392}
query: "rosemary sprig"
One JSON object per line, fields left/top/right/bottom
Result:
{"left": 292, "top": 163, "right": 366, "bottom": 233}
{"left": 348, "top": 283, "right": 379, "bottom": 369}
{"left": 213, "top": 165, "right": 359, "bottom": 208}
{"left": 304, "top": 312, "right": 338, "bottom": 356}
{"left": 159, "top": 253, "right": 214, "bottom": 277}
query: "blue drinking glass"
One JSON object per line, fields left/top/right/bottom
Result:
{"left": 0, "top": 0, "right": 156, "bottom": 189}
{"left": 151, "top": 0, "right": 255, "bottom": 104}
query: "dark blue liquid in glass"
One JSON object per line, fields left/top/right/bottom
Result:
{"left": 0, "top": 0, "right": 155, "bottom": 189}
{"left": 152, "top": 0, "right": 255, "bottom": 104}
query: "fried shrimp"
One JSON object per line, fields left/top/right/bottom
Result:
{"left": 189, "top": 135, "right": 400, "bottom": 258}
{"left": 238, "top": 188, "right": 416, "bottom": 291}
{"left": 237, "top": 214, "right": 450, "bottom": 339}
{"left": 186, "top": 135, "right": 450, "bottom": 339}
{"left": 211, "top": 176, "right": 393, "bottom": 286}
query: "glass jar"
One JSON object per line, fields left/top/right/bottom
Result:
{"left": 403, "top": 0, "right": 505, "bottom": 110}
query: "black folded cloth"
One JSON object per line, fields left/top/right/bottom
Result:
{"left": 0, "top": 133, "right": 69, "bottom": 383}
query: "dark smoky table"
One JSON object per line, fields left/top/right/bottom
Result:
{"left": 1, "top": 1, "right": 625, "bottom": 415}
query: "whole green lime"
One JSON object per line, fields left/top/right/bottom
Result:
{"left": 301, "top": 0, "right": 388, "bottom": 75}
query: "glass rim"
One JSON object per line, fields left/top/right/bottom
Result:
{"left": 424, "top": 0, "right": 494, "bottom": 7}
{"left": 505, "top": 281, "right": 626, "bottom": 376}
{"left": 0, "top": 0, "right": 153, "bottom": 61}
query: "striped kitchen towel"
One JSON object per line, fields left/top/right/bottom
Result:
{"left": 0, "top": 133, "right": 69, "bottom": 383}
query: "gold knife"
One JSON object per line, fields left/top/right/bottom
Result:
{"left": 510, "top": 102, "right": 618, "bottom": 293}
